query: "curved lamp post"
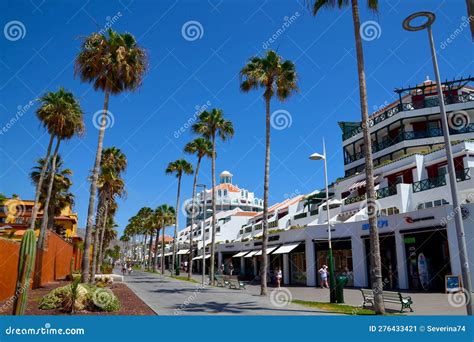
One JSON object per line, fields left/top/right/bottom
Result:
{"left": 403, "top": 11, "right": 473, "bottom": 315}
{"left": 310, "top": 138, "right": 336, "bottom": 303}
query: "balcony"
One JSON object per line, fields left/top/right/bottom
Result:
{"left": 344, "top": 124, "right": 474, "bottom": 165}
{"left": 294, "top": 212, "right": 308, "bottom": 220}
{"left": 343, "top": 185, "right": 398, "bottom": 205}
{"left": 412, "top": 169, "right": 470, "bottom": 193}
{"left": 342, "top": 92, "right": 474, "bottom": 141}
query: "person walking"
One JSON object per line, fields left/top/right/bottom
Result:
{"left": 275, "top": 267, "right": 282, "bottom": 289}
{"left": 319, "top": 265, "right": 329, "bottom": 288}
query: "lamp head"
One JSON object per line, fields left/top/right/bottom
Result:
{"left": 309, "top": 152, "right": 325, "bottom": 161}
{"left": 403, "top": 11, "right": 435, "bottom": 32}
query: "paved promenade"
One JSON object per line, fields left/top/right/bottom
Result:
{"left": 124, "top": 271, "right": 466, "bottom": 316}
{"left": 124, "top": 271, "right": 334, "bottom": 315}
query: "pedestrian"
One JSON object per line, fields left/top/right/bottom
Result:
{"left": 128, "top": 264, "right": 132, "bottom": 275}
{"left": 121, "top": 263, "right": 127, "bottom": 276}
{"left": 318, "top": 265, "right": 329, "bottom": 288}
{"left": 218, "top": 264, "right": 224, "bottom": 275}
{"left": 229, "top": 263, "right": 234, "bottom": 276}
{"left": 275, "top": 267, "right": 282, "bottom": 289}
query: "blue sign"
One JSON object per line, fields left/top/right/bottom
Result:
{"left": 362, "top": 220, "right": 388, "bottom": 230}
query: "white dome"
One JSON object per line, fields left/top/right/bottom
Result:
{"left": 220, "top": 170, "right": 233, "bottom": 177}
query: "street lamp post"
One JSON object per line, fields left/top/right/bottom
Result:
{"left": 310, "top": 138, "right": 337, "bottom": 303}
{"left": 403, "top": 11, "right": 473, "bottom": 316}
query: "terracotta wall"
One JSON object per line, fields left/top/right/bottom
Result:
{"left": 0, "top": 238, "right": 21, "bottom": 303}
{"left": 0, "top": 231, "right": 82, "bottom": 302}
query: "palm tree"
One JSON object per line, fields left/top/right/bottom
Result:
{"left": 311, "top": 0, "right": 385, "bottom": 314}
{"left": 30, "top": 155, "right": 74, "bottom": 237}
{"left": 35, "top": 88, "right": 84, "bottom": 250}
{"left": 192, "top": 109, "right": 234, "bottom": 284}
{"left": 75, "top": 28, "right": 147, "bottom": 283}
{"left": 467, "top": 0, "right": 474, "bottom": 39}
{"left": 154, "top": 204, "right": 176, "bottom": 273}
{"left": 166, "top": 159, "right": 193, "bottom": 274}
{"left": 91, "top": 147, "right": 127, "bottom": 279}
{"left": 240, "top": 50, "right": 297, "bottom": 295}
{"left": 184, "top": 137, "right": 213, "bottom": 278}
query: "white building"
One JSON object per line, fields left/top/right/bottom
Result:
{"left": 211, "top": 77, "right": 474, "bottom": 292}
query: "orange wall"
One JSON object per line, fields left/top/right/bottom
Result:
{"left": 0, "top": 231, "right": 82, "bottom": 302}
{"left": 0, "top": 238, "right": 21, "bottom": 302}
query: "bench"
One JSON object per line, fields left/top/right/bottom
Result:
{"left": 214, "top": 274, "right": 227, "bottom": 287}
{"left": 226, "top": 275, "right": 246, "bottom": 290}
{"left": 360, "top": 289, "right": 414, "bottom": 313}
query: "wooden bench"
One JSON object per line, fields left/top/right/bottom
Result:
{"left": 360, "top": 289, "right": 414, "bottom": 313}
{"left": 226, "top": 275, "right": 246, "bottom": 290}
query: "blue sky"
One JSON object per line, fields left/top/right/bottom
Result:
{"left": 1, "top": 0, "right": 473, "bottom": 237}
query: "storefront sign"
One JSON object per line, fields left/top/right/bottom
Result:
{"left": 445, "top": 275, "right": 462, "bottom": 293}
{"left": 404, "top": 216, "right": 434, "bottom": 224}
{"left": 404, "top": 237, "right": 416, "bottom": 244}
{"left": 361, "top": 219, "right": 388, "bottom": 230}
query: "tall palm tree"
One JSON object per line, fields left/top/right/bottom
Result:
{"left": 35, "top": 89, "right": 84, "bottom": 250}
{"left": 467, "top": 0, "right": 474, "bottom": 39}
{"left": 240, "top": 50, "right": 297, "bottom": 295}
{"left": 184, "top": 137, "right": 213, "bottom": 279}
{"left": 75, "top": 28, "right": 147, "bottom": 282}
{"left": 92, "top": 147, "right": 127, "bottom": 279}
{"left": 30, "top": 88, "right": 82, "bottom": 235}
{"left": 30, "top": 155, "right": 74, "bottom": 237}
{"left": 192, "top": 109, "right": 234, "bottom": 284}
{"left": 166, "top": 159, "right": 193, "bottom": 274}
{"left": 154, "top": 204, "right": 176, "bottom": 274}
{"left": 311, "top": 0, "right": 385, "bottom": 314}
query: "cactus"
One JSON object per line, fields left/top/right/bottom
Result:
{"left": 12, "top": 229, "right": 37, "bottom": 315}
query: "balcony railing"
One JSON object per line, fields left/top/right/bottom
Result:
{"left": 456, "top": 168, "right": 471, "bottom": 182}
{"left": 412, "top": 174, "right": 446, "bottom": 192}
{"left": 268, "top": 220, "right": 278, "bottom": 228}
{"left": 342, "top": 93, "right": 474, "bottom": 141}
{"left": 310, "top": 209, "right": 319, "bottom": 216}
{"left": 343, "top": 185, "right": 398, "bottom": 205}
{"left": 344, "top": 124, "right": 474, "bottom": 165}
{"left": 294, "top": 212, "right": 308, "bottom": 220}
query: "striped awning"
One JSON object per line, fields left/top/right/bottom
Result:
{"left": 348, "top": 175, "right": 379, "bottom": 191}
{"left": 232, "top": 251, "right": 249, "bottom": 258}
{"left": 254, "top": 246, "right": 279, "bottom": 256}
{"left": 272, "top": 243, "right": 300, "bottom": 254}
{"left": 177, "top": 249, "right": 189, "bottom": 255}
{"left": 244, "top": 250, "right": 259, "bottom": 258}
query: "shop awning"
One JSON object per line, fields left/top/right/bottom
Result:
{"left": 177, "top": 249, "right": 189, "bottom": 255}
{"left": 164, "top": 252, "right": 173, "bottom": 256}
{"left": 272, "top": 242, "right": 300, "bottom": 254}
{"left": 244, "top": 250, "right": 259, "bottom": 258}
{"left": 348, "top": 175, "right": 379, "bottom": 191}
{"left": 232, "top": 251, "right": 249, "bottom": 258}
{"left": 192, "top": 254, "right": 211, "bottom": 261}
{"left": 254, "top": 246, "right": 279, "bottom": 256}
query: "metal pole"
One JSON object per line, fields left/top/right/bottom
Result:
{"left": 427, "top": 26, "right": 473, "bottom": 315}
{"left": 323, "top": 139, "right": 337, "bottom": 303}
{"left": 202, "top": 186, "right": 207, "bottom": 285}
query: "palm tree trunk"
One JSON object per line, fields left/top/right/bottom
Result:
{"left": 147, "top": 227, "right": 154, "bottom": 271}
{"left": 260, "top": 97, "right": 271, "bottom": 296}
{"left": 351, "top": 0, "right": 385, "bottom": 314}
{"left": 172, "top": 175, "right": 182, "bottom": 275}
{"left": 82, "top": 91, "right": 110, "bottom": 283}
{"left": 143, "top": 233, "right": 148, "bottom": 268}
{"left": 188, "top": 157, "right": 201, "bottom": 279}
{"left": 161, "top": 220, "right": 165, "bottom": 274}
{"left": 37, "top": 138, "right": 61, "bottom": 250}
{"left": 209, "top": 137, "right": 217, "bottom": 285}
{"left": 153, "top": 227, "right": 160, "bottom": 272}
{"left": 29, "top": 135, "right": 54, "bottom": 231}
{"left": 91, "top": 198, "right": 105, "bottom": 279}
{"left": 93, "top": 202, "right": 108, "bottom": 278}
{"left": 97, "top": 210, "right": 108, "bottom": 270}
{"left": 467, "top": 0, "right": 474, "bottom": 40}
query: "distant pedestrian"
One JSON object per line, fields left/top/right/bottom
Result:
{"left": 319, "top": 265, "right": 329, "bottom": 288}
{"left": 128, "top": 264, "right": 132, "bottom": 275}
{"left": 229, "top": 263, "right": 234, "bottom": 276}
{"left": 121, "top": 263, "right": 127, "bottom": 276}
{"left": 275, "top": 267, "right": 282, "bottom": 289}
